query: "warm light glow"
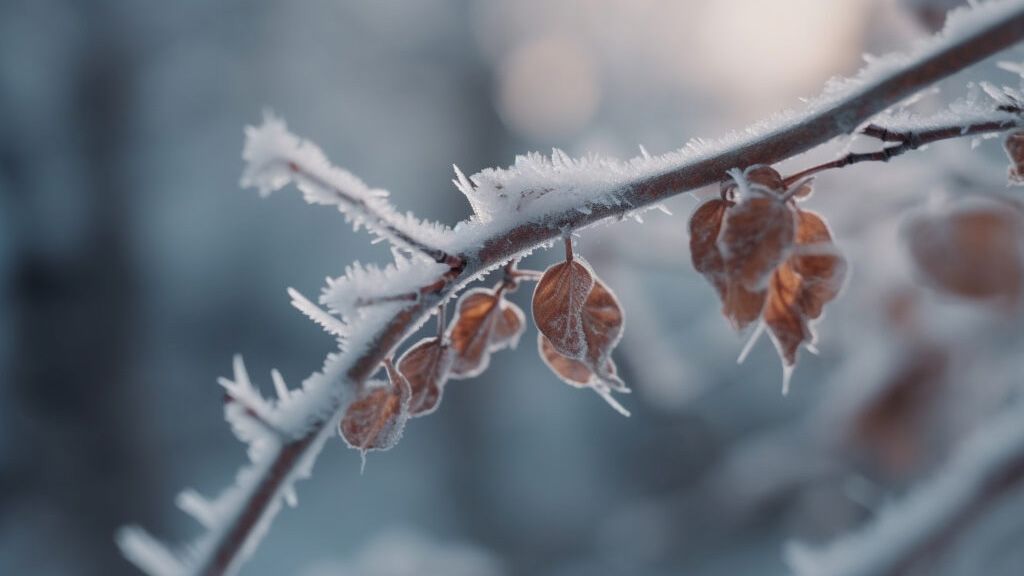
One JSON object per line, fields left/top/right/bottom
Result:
{"left": 497, "top": 35, "right": 600, "bottom": 141}
{"left": 693, "top": 0, "right": 866, "bottom": 111}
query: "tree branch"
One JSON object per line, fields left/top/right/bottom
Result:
{"left": 782, "top": 116, "right": 1024, "bottom": 185}
{"left": 118, "top": 3, "right": 1024, "bottom": 575}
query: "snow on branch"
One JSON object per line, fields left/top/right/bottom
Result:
{"left": 119, "top": 2, "right": 1024, "bottom": 575}
{"left": 240, "top": 113, "right": 461, "bottom": 267}
{"left": 785, "top": 400, "right": 1024, "bottom": 576}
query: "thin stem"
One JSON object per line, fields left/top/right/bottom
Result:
{"left": 564, "top": 235, "right": 574, "bottom": 263}
{"left": 782, "top": 117, "right": 1023, "bottom": 185}
{"left": 436, "top": 301, "right": 448, "bottom": 339}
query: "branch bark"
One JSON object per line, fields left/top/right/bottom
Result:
{"left": 123, "top": 4, "right": 1024, "bottom": 575}
{"left": 782, "top": 117, "right": 1024, "bottom": 184}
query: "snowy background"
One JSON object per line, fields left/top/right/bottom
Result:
{"left": 2, "top": 0, "right": 1024, "bottom": 575}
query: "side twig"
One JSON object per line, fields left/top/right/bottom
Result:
{"left": 783, "top": 117, "right": 1024, "bottom": 185}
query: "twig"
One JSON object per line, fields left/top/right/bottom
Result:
{"left": 783, "top": 118, "right": 1024, "bottom": 185}
{"left": 285, "top": 161, "right": 463, "bottom": 267}
{"left": 119, "top": 5, "right": 1024, "bottom": 576}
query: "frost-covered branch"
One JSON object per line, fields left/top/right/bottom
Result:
{"left": 118, "top": 2, "right": 1024, "bottom": 575}
{"left": 240, "top": 116, "right": 463, "bottom": 268}
{"left": 786, "top": 400, "right": 1024, "bottom": 576}
{"left": 783, "top": 115, "right": 1024, "bottom": 184}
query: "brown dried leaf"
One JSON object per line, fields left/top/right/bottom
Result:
{"left": 538, "top": 334, "right": 628, "bottom": 416}
{"left": 581, "top": 278, "right": 625, "bottom": 387}
{"left": 743, "top": 165, "right": 785, "bottom": 193}
{"left": 720, "top": 195, "right": 795, "bottom": 291}
{"left": 448, "top": 288, "right": 526, "bottom": 378}
{"left": 397, "top": 337, "right": 453, "bottom": 416}
{"left": 764, "top": 263, "right": 811, "bottom": 367}
{"left": 791, "top": 209, "right": 846, "bottom": 319}
{"left": 689, "top": 198, "right": 730, "bottom": 300}
{"left": 493, "top": 302, "right": 526, "bottom": 346}
{"left": 723, "top": 283, "right": 767, "bottom": 331}
{"left": 905, "top": 200, "right": 1024, "bottom": 300}
{"left": 1005, "top": 130, "right": 1024, "bottom": 185}
{"left": 689, "top": 197, "right": 769, "bottom": 330}
{"left": 339, "top": 365, "right": 411, "bottom": 455}
{"left": 538, "top": 334, "right": 611, "bottom": 388}
{"left": 532, "top": 259, "right": 595, "bottom": 358}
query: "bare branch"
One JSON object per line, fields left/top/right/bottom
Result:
{"left": 783, "top": 116, "right": 1024, "bottom": 185}
{"left": 285, "top": 160, "right": 464, "bottom": 268}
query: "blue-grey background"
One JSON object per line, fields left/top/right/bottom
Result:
{"left": 3, "top": 1, "right": 1024, "bottom": 575}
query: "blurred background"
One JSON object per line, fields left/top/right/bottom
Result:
{"left": 3, "top": 0, "right": 1024, "bottom": 574}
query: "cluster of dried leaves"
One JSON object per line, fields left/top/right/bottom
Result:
{"left": 340, "top": 280, "right": 526, "bottom": 457}
{"left": 689, "top": 165, "right": 847, "bottom": 385}
{"left": 342, "top": 132, "right": 1024, "bottom": 459}
{"left": 339, "top": 249, "right": 632, "bottom": 458}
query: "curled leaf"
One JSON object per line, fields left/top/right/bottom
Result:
{"left": 397, "top": 337, "right": 453, "bottom": 416}
{"left": 339, "top": 365, "right": 411, "bottom": 456}
{"left": 689, "top": 197, "right": 769, "bottom": 330}
{"left": 538, "top": 335, "right": 629, "bottom": 416}
{"left": 724, "top": 283, "right": 767, "bottom": 331}
{"left": 764, "top": 263, "right": 811, "bottom": 368}
{"left": 538, "top": 334, "right": 614, "bottom": 388}
{"left": 580, "top": 278, "right": 626, "bottom": 389}
{"left": 532, "top": 258, "right": 595, "bottom": 358}
{"left": 790, "top": 209, "right": 847, "bottom": 319}
{"left": 719, "top": 195, "right": 795, "bottom": 291}
{"left": 689, "top": 198, "right": 730, "bottom": 300}
{"left": 448, "top": 287, "right": 526, "bottom": 379}
{"left": 905, "top": 199, "right": 1024, "bottom": 300}
{"left": 743, "top": 165, "right": 785, "bottom": 193}
{"left": 493, "top": 301, "right": 526, "bottom": 346}
{"left": 1005, "top": 130, "right": 1024, "bottom": 185}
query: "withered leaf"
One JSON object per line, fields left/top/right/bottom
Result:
{"left": 397, "top": 337, "right": 453, "bottom": 416}
{"left": 339, "top": 364, "right": 411, "bottom": 455}
{"left": 743, "top": 165, "right": 785, "bottom": 193}
{"left": 448, "top": 288, "right": 526, "bottom": 379}
{"left": 1005, "top": 130, "right": 1024, "bottom": 185}
{"left": 719, "top": 195, "right": 795, "bottom": 291}
{"left": 689, "top": 198, "right": 730, "bottom": 300}
{"left": 538, "top": 334, "right": 615, "bottom": 388}
{"left": 723, "top": 283, "right": 767, "bottom": 331}
{"left": 791, "top": 209, "right": 847, "bottom": 319}
{"left": 532, "top": 258, "right": 595, "bottom": 358}
{"left": 689, "top": 197, "right": 768, "bottom": 330}
{"left": 493, "top": 301, "right": 526, "bottom": 346}
{"left": 905, "top": 200, "right": 1024, "bottom": 300}
{"left": 580, "top": 278, "right": 625, "bottom": 388}
{"left": 538, "top": 334, "right": 629, "bottom": 416}
{"left": 764, "top": 263, "right": 811, "bottom": 367}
